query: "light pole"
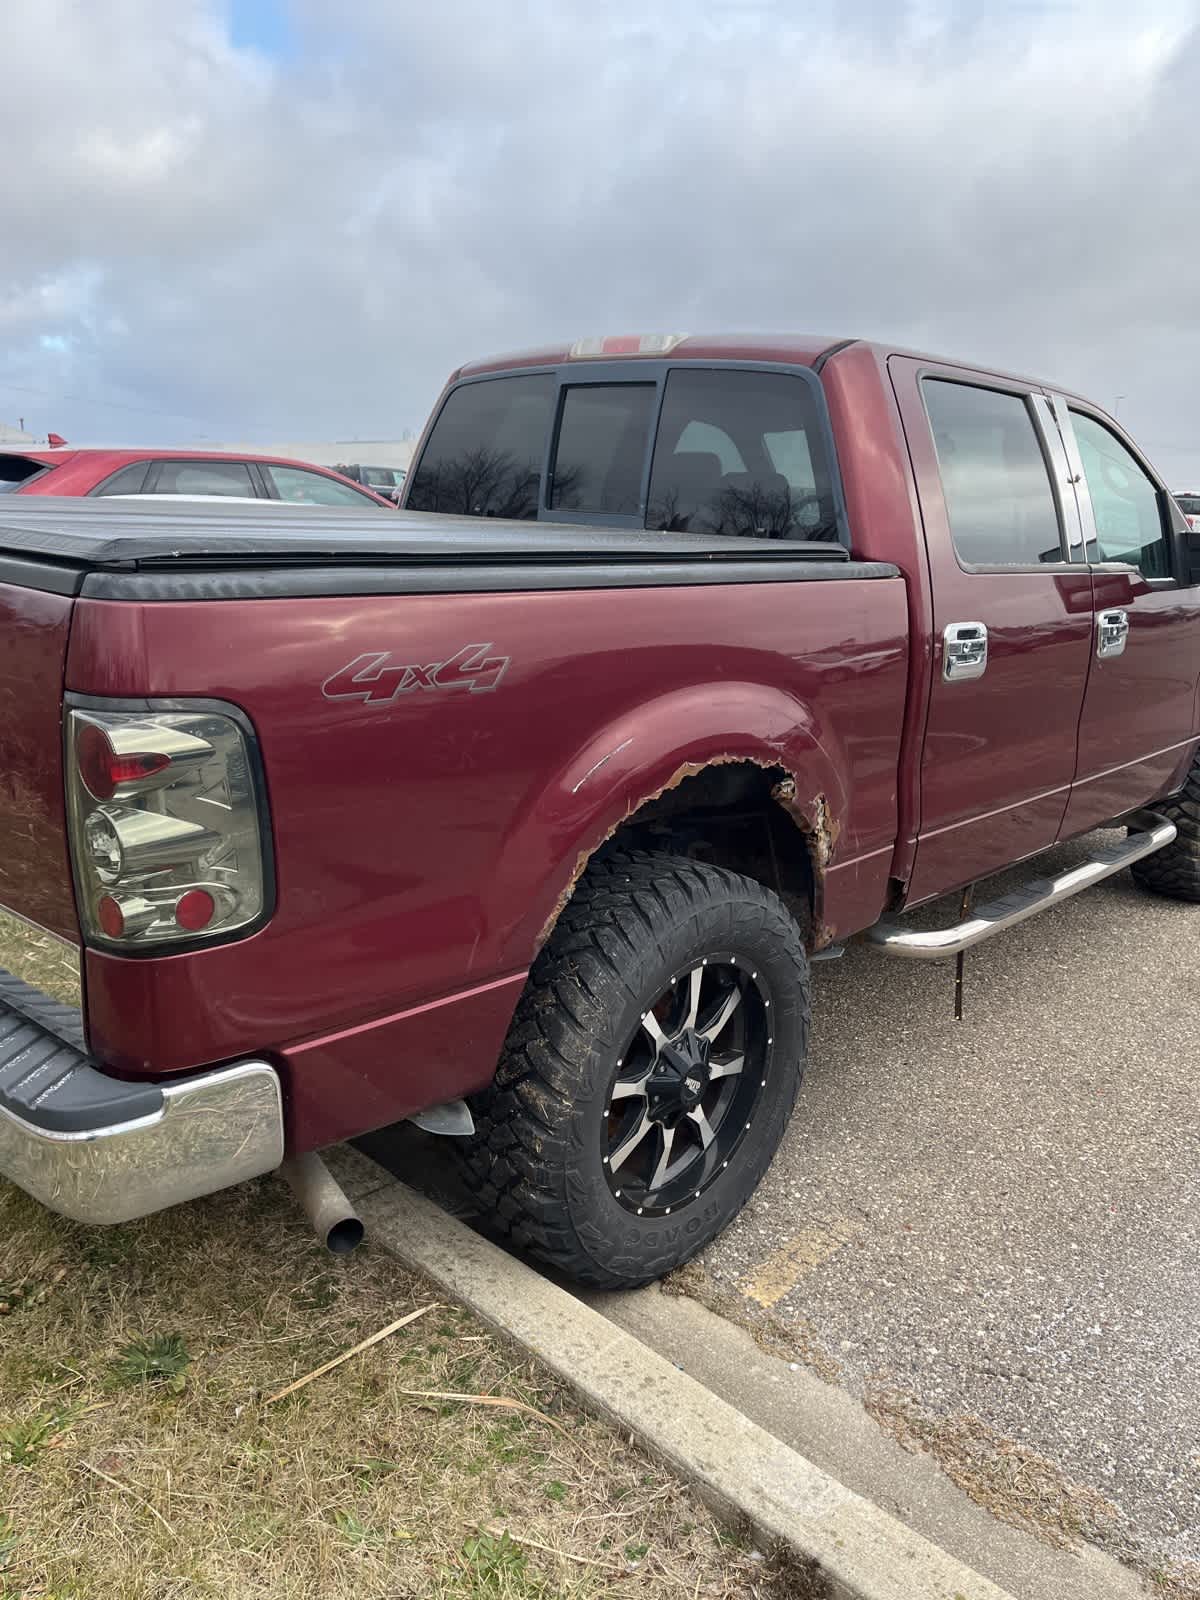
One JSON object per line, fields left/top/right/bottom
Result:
{"left": 1115, "top": 394, "right": 1127, "bottom": 418}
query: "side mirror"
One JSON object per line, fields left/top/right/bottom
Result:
{"left": 1161, "top": 491, "right": 1200, "bottom": 584}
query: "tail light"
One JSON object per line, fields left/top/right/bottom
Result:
{"left": 65, "top": 703, "right": 271, "bottom": 950}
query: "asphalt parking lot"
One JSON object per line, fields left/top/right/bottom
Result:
{"left": 683, "top": 831, "right": 1199, "bottom": 1588}
{"left": 364, "top": 829, "right": 1199, "bottom": 1594}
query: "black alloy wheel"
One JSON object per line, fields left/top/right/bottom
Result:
{"left": 603, "top": 955, "right": 773, "bottom": 1218}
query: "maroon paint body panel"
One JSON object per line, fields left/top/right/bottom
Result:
{"left": 279, "top": 973, "right": 526, "bottom": 1149}
{"left": 1062, "top": 569, "right": 1200, "bottom": 834}
{"left": 69, "top": 575, "right": 909, "bottom": 1145}
{"left": 813, "top": 341, "right": 1196, "bottom": 903}
{"left": 0, "top": 582, "right": 80, "bottom": 941}
{"left": 887, "top": 355, "right": 1098, "bottom": 902}
{"left": 817, "top": 344, "right": 931, "bottom": 884}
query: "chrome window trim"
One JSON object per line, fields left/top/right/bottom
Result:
{"left": 1047, "top": 394, "right": 1099, "bottom": 559}
{"left": 1030, "top": 395, "right": 1085, "bottom": 557}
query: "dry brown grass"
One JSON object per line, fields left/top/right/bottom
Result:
{"left": 865, "top": 1386, "right": 1200, "bottom": 1600}
{"left": 0, "top": 911, "right": 80, "bottom": 1008}
{"left": 0, "top": 1179, "right": 808, "bottom": 1600}
{"left": 1151, "top": 1567, "right": 1200, "bottom": 1600}
{"left": 661, "top": 1261, "right": 842, "bottom": 1385}
{"left": 0, "top": 905, "right": 801, "bottom": 1596}
{"left": 864, "top": 1385, "right": 1121, "bottom": 1550}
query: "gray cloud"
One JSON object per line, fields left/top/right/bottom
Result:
{"left": 2, "top": 0, "right": 1199, "bottom": 483}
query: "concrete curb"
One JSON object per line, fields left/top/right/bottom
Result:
{"left": 334, "top": 1154, "right": 1016, "bottom": 1600}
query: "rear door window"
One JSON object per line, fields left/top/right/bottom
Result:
{"left": 149, "top": 460, "right": 258, "bottom": 497}
{"left": 407, "top": 373, "right": 555, "bottom": 519}
{"left": 91, "top": 462, "right": 152, "bottom": 496}
{"left": 646, "top": 369, "right": 838, "bottom": 539}
{"left": 922, "top": 380, "right": 1065, "bottom": 567}
{"left": 549, "top": 384, "right": 656, "bottom": 516}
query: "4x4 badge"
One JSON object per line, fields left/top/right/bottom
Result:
{"left": 322, "top": 643, "right": 510, "bottom": 703}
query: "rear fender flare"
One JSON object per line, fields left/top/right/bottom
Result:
{"left": 492, "top": 681, "right": 848, "bottom": 966}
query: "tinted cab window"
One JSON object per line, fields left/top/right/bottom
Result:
{"left": 409, "top": 365, "right": 838, "bottom": 539}
{"left": 647, "top": 369, "right": 837, "bottom": 539}
{"left": 407, "top": 374, "right": 555, "bottom": 519}
{"left": 550, "top": 385, "right": 656, "bottom": 516}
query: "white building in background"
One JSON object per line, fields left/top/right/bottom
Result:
{"left": 3, "top": 421, "right": 417, "bottom": 474}
{"left": 0, "top": 422, "right": 39, "bottom": 446}
{"left": 204, "top": 438, "right": 416, "bottom": 472}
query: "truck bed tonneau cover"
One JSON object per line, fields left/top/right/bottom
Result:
{"left": 0, "top": 496, "right": 858, "bottom": 566}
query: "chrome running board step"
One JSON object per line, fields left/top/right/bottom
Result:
{"left": 866, "top": 812, "right": 1176, "bottom": 961}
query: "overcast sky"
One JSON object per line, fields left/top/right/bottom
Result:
{"left": 2, "top": 0, "right": 1199, "bottom": 483}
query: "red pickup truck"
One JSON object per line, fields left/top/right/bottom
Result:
{"left": 1, "top": 335, "right": 1197, "bottom": 1289}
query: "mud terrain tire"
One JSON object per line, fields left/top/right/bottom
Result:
{"left": 461, "top": 849, "right": 810, "bottom": 1289}
{"left": 1130, "top": 763, "right": 1200, "bottom": 901}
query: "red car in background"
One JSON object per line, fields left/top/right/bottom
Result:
{"left": 0, "top": 446, "right": 394, "bottom": 508}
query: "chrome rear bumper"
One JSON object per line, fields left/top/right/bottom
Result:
{"left": 0, "top": 967, "right": 283, "bottom": 1224}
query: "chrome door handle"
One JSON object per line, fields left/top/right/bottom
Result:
{"left": 943, "top": 621, "right": 988, "bottom": 681}
{"left": 1096, "top": 609, "right": 1129, "bottom": 659}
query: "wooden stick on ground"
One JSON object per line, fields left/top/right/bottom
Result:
{"left": 263, "top": 1304, "right": 438, "bottom": 1405}
{"left": 80, "top": 1461, "right": 176, "bottom": 1536}
{"left": 472, "top": 1523, "right": 627, "bottom": 1574}
{"left": 397, "top": 1386, "right": 573, "bottom": 1439}
{"left": 400, "top": 1386, "right": 609, "bottom": 1474}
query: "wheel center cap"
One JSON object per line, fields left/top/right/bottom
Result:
{"left": 663, "top": 1030, "right": 710, "bottom": 1109}
{"left": 680, "top": 1072, "right": 706, "bottom": 1107}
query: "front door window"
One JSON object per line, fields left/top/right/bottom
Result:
{"left": 1068, "top": 412, "right": 1170, "bottom": 578}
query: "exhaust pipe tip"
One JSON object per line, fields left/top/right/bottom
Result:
{"left": 280, "top": 1152, "right": 364, "bottom": 1254}
{"left": 325, "top": 1215, "right": 365, "bottom": 1255}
